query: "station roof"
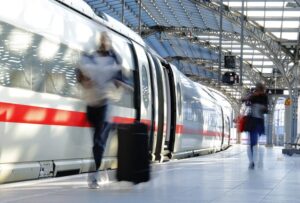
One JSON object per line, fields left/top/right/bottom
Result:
{"left": 84, "top": 0, "right": 300, "bottom": 100}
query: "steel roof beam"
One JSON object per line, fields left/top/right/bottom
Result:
{"left": 165, "top": 56, "right": 216, "bottom": 64}
{"left": 228, "top": 7, "right": 300, "bottom": 12}
{"left": 264, "top": 28, "right": 300, "bottom": 32}
{"left": 243, "top": 59, "right": 274, "bottom": 62}
{"left": 281, "top": 40, "right": 299, "bottom": 47}
{"left": 213, "top": 0, "right": 294, "bottom": 2}
{"left": 248, "top": 16, "right": 300, "bottom": 21}
{"left": 190, "top": 1, "right": 294, "bottom": 89}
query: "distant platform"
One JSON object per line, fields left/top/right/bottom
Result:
{"left": 1, "top": 145, "right": 300, "bottom": 203}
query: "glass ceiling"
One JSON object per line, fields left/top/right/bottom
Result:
{"left": 222, "top": 1, "right": 300, "bottom": 41}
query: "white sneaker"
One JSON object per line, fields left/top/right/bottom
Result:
{"left": 99, "top": 170, "right": 109, "bottom": 183}
{"left": 88, "top": 181, "right": 100, "bottom": 189}
{"left": 257, "top": 161, "right": 263, "bottom": 169}
{"left": 87, "top": 172, "right": 100, "bottom": 189}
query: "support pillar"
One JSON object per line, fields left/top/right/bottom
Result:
{"left": 266, "top": 96, "right": 276, "bottom": 147}
{"left": 138, "top": 0, "right": 142, "bottom": 35}
{"left": 218, "top": 0, "right": 223, "bottom": 87}
{"left": 122, "top": 0, "right": 125, "bottom": 23}
{"left": 288, "top": 30, "right": 300, "bottom": 146}
{"left": 239, "top": 1, "right": 245, "bottom": 86}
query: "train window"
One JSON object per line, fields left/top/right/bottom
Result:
{"left": 44, "top": 47, "right": 80, "bottom": 97}
{"left": 0, "top": 19, "right": 137, "bottom": 106}
{"left": 0, "top": 20, "right": 82, "bottom": 98}
{"left": 0, "top": 22, "right": 32, "bottom": 89}
{"left": 45, "top": 72, "right": 65, "bottom": 95}
{"left": 8, "top": 70, "right": 31, "bottom": 89}
{"left": 38, "top": 41, "right": 81, "bottom": 97}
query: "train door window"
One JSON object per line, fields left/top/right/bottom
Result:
{"left": 109, "top": 33, "right": 135, "bottom": 108}
{"left": 132, "top": 42, "right": 152, "bottom": 122}
{"left": 141, "top": 65, "right": 150, "bottom": 108}
{"left": 177, "top": 84, "right": 182, "bottom": 117}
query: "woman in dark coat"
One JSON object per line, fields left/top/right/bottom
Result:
{"left": 243, "top": 83, "right": 268, "bottom": 169}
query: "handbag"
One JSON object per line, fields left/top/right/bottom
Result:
{"left": 237, "top": 102, "right": 252, "bottom": 133}
{"left": 237, "top": 116, "right": 246, "bottom": 133}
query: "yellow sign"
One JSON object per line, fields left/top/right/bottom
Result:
{"left": 285, "top": 98, "right": 291, "bottom": 106}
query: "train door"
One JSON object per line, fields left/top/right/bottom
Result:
{"left": 163, "top": 68, "right": 171, "bottom": 147}
{"left": 226, "top": 116, "right": 231, "bottom": 146}
{"left": 132, "top": 42, "right": 153, "bottom": 146}
{"left": 151, "top": 57, "right": 168, "bottom": 161}
{"left": 145, "top": 53, "right": 159, "bottom": 161}
{"left": 145, "top": 56, "right": 176, "bottom": 162}
{"left": 221, "top": 108, "right": 225, "bottom": 149}
{"left": 221, "top": 113, "right": 231, "bottom": 149}
{"left": 159, "top": 62, "right": 176, "bottom": 159}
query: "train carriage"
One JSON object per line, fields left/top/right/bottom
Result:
{"left": 0, "top": 0, "right": 233, "bottom": 184}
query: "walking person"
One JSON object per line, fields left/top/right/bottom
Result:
{"left": 77, "top": 31, "right": 124, "bottom": 189}
{"left": 243, "top": 83, "right": 268, "bottom": 169}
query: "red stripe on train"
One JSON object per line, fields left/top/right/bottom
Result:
{"left": 0, "top": 102, "right": 90, "bottom": 127}
{"left": 112, "top": 116, "right": 135, "bottom": 124}
{"left": 112, "top": 116, "right": 151, "bottom": 126}
{"left": 0, "top": 102, "right": 225, "bottom": 137}
{"left": 0, "top": 103, "right": 148, "bottom": 127}
{"left": 176, "top": 125, "right": 222, "bottom": 137}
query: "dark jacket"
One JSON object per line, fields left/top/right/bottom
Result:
{"left": 243, "top": 92, "right": 268, "bottom": 134}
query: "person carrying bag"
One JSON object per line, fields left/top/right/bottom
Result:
{"left": 241, "top": 83, "right": 268, "bottom": 169}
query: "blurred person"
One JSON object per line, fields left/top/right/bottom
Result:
{"left": 77, "top": 31, "right": 129, "bottom": 189}
{"left": 242, "top": 83, "right": 268, "bottom": 169}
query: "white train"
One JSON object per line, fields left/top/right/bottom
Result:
{"left": 0, "top": 0, "right": 233, "bottom": 183}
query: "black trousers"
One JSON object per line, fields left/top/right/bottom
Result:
{"left": 86, "top": 105, "right": 111, "bottom": 170}
{"left": 249, "top": 117, "right": 264, "bottom": 156}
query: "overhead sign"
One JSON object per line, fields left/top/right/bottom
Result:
{"left": 224, "top": 56, "right": 236, "bottom": 69}
{"left": 222, "top": 72, "right": 239, "bottom": 85}
{"left": 266, "top": 89, "right": 284, "bottom": 95}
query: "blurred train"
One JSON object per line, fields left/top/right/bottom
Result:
{"left": 0, "top": 0, "right": 234, "bottom": 183}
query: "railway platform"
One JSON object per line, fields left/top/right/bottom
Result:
{"left": 1, "top": 145, "right": 300, "bottom": 203}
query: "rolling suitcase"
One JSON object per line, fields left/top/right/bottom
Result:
{"left": 117, "top": 122, "right": 150, "bottom": 184}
